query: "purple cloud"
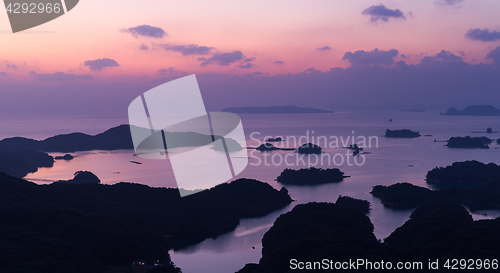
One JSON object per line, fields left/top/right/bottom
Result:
{"left": 29, "top": 71, "right": 93, "bottom": 82}
{"left": 316, "top": 46, "right": 332, "bottom": 51}
{"left": 435, "top": 0, "right": 463, "bottom": 6}
{"left": 486, "top": 46, "right": 500, "bottom": 66}
{"left": 159, "top": 44, "right": 213, "bottom": 55}
{"left": 343, "top": 48, "right": 399, "bottom": 66}
{"left": 421, "top": 50, "right": 464, "bottom": 64}
{"left": 273, "top": 61, "right": 285, "bottom": 65}
{"left": 253, "top": 71, "right": 268, "bottom": 76}
{"left": 465, "top": 29, "right": 500, "bottom": 42}
{"left": 362, "top": 5, "right": 406, "bottom": 23}
{"left": 200, "top": 51, "right": 244, "bottom": 66}
{"left": 139, "top": 43, "right": 149, "bottom": 50}
{"left": 84, "top": 58, "right": 120, "bottom": 71}
{"left": 0, "top": 72, "right": 8, "bottom": 77}
{"left": 157, "top": 67, "right": 187, "bottom": 77}
{"left": 239, "top": 63, "right": 253, "bottom": 69}
{"left": 121, "top": 25, "right": 167, "bottom": 38}
{"left": 6, "top": 63, "right": 17, "bottom": 70}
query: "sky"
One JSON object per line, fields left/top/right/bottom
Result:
{"left": 1, "top": 0, "right": 500, "bottom": 116}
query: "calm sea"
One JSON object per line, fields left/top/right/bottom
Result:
{"left": 3, "top": 111, "right": 500, "bottom": 273}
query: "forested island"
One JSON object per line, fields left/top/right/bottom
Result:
{"left": 276, "top": 167, "right": 348, "bottom": 185}
{"left": 296, "top": 143, "right": 323, "bottom": 154}
{"left": 237, "top": 202, "right": 500, "bottom": 273}
{"left": 0, "top": 174, "right": 292, "bottom": 273}
{"left": 221, "top": 105, "right": 334, "bottom": 114}
{"left": 446, "top": 136, "right": 492, "bottom": 149}
{"left": 370, "top": 161, "right": 500, "bottom": 210}
{"left": 442, "top": 105, "right": 500, "bottom": 116}
{"left": 385, "top": 129, "right": 421, "bottom": 138}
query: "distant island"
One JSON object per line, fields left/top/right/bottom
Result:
{"left": 446, "top": 136, "right": 492, "bottom": 149}
{"left": 0, "top": 124, "right": 228, "bottom": 177}
{"left": 385, "top": 129, "right": 421, "bottom": 138}
{"left": 0, "top": 124, "right": 223, "bottom": 153}
{"left": 442, "top": 105, "right": 500, "bottom": 116}
{"left": 54, "top": 153, "right": 73, "bottom": 160}
{"left": 296, "top": 142, "right": 323, "bottom": 154}
{"left": 221, "top": 105, "right": 334, "bottom": 114}
{"left": 254, "top": 143, "right": 295, "bottom": 152}
{"left": 426, "top": 160, "right": 500, "bottom": 188}
{"left": 276, "top": 167, "right": 348, "bottom": 185}
{"left": 399, "top": 108, "right": 426, "bottom": 112}
{"left": 237, "top": 202, "right": 500, "bottom": 273}
{"left": 0, "top": 173, "right": 292, "bottom": 272}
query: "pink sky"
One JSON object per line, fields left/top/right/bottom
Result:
{"left": 1, "top": 0, "right": 499, "bottom": 81}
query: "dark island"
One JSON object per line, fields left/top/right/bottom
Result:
{"left": 335, "top": 195, "right": 370, "bottom": 214}
{"left": 0, "top": 173, "right": 292, "bottom": 273}
{"left": 265, "top": 137, "right": 282, "bottom": 142}
{"left": 442, "top": 105, "right": 500, "bottom": 116}
{"left": 0, "top": 150, "right": 54, "bottom": 177}
{"left": 346, "top": 144, "right": 363, "bottom": 155}
{"left": 276, "top": 167, "right": 348, "bottom": 185}
{"left": 371, "top": 161, "right": 500, "bottom": 210}
{"left": 221, "top": 105, "right": 334, "bottom": 114}
{"left": 54, "top": 153, "right": 74, "bottom": 160}
{"left": 0, "top": 124, "right": 221, "bottom": 153}
{"left": 446, "top": 136, "right": 492, "bottom": 149}
{"left": 238, "top": 202, "right": 500, "bottom": 273}
{"left": 426, "top": 160, "right": 500, "bottom": 188}
{"left": 55, "top": 170, "right": 101, "bottom": 184}
{"left": 385, "top": 129, "right": 421, "bottom": 138}
{"left": 255, "top": 143, "right": 281, "bottom": 151}
{"left": 296, "top": 142, "right": 323, "bottom": 154}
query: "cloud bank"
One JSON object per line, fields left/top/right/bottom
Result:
{"left": 84, "top": 58, "right": 120, "bottom": 71}
{"left": 121, "top": 25, "right": 167, "bottom": 38}
{"left": 159, "top": 44, "right": 213, "bottom": 55}
{"left": 199, "top": 51, "right": 244, "bottom": 66}
{"left": 317, "top": 46, "right": 332, "bottom": 51}
{"left": 465, "top": 28, "right": 500, "bottom": 42}
{"left": 29, "top": 71, "right": 93, "bottom": 82}
{"left": 362, "top": 5, "right": 406, "bottom": 23}
{"left": 343, "top": 48, "right": 399, "bottom": 66}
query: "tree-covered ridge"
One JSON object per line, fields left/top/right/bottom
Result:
{"left": 276, "top": 167, "right": 348, "bottom": 185}
{"left": 0, "top": 173, "right": 292, "bottom": 273}
{"left": 446, "top": 136, "right": 492, "bottom": 149}
{"left": 385, "top": 129, "right": 420, "bottom": 138}
{"left": 426, "top": 160, "right": 500, "bottom": 188}
{"left": 238, "top": 202, "right": 500, "bottom": 273}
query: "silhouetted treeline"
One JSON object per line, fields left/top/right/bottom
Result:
{"left": 0, "top": 150, "right": 54, "bottom": 177}
{"left": 237, "top": 202, "right": 500, "bottom": 273}
{"left": 0, "top": 173, "right": 292, "bottom": 273}
{"left": 426, "top": 160, "right": 500, "bottom": 188}
{"left": 385, "top": 129, "right": 420, "bottom": 138}
{"left": 446, "top": 136, "right": 492, "bottom": 149}
{"left": 276, "top": 167, "right": 347, "bottom": 185}
{"left": 335, "top": 195, "right": 371, "bottom": 214}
